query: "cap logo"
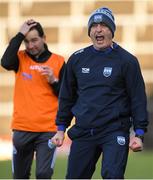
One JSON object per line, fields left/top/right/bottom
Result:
{"left": 94, "top": 15, "right": 103, "bottom": 23}
{"left": 96, "top": 9, "right": 114, "bottom": 22}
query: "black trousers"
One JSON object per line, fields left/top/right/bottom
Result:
{"left": 12, "top": 130, "right": 56, "bottom": 179}
{"left": 66, "top": 128, "right": 129, "bottom": 179}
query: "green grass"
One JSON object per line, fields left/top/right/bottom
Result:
{"left": 0, "top": 151, "right": 153, "bottom": 179}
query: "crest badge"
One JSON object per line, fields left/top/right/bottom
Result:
{"left": 103, "top": 67, "right": 112, "bottom": 77}
{"left": 94, "top": 15, "right": 103, "bottom": 23}
{"left": 117, "top": 136, "right": 126, "bottom": 146}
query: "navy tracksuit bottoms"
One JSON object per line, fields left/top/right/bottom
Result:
{"left": 66, "top": 127, "right": 129, "bottom": 179}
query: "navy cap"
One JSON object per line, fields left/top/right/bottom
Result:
{"left": 88, "top": 7, "right": 116, "bottom": 37}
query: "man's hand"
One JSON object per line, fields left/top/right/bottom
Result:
{"left": 51, "top": 131, "right": 65, "bottom": 147}
{"left": 41, "top": 65, "right": 58, "bottom": 84}
{"left": 129, "top": 136, "right": 143, "bottom": 152}
{"left": 20, "top": 19, "right": 37, "bottom": 36}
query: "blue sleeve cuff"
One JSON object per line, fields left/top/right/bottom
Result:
{"left": 135, "top": 129, "right": 145, "bottom": 136}
{"left": 57, "top": 125, "right": 66, "bottom": 132}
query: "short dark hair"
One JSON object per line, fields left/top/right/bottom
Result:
{"left": 30, "top": 22, "right": 45, "bottom": 37}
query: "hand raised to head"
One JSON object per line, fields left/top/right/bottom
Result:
{"left": 19, "top": 19, "right": 37, "bottom": 36}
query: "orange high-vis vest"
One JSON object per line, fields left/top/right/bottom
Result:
{"left": 11, "top": 50, "right": 65, "bottom": 132}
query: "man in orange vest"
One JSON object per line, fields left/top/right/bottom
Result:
{"left": 1, "top": 19, "right": 65, "bottom": 179}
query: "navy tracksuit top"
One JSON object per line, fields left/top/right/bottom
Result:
{"left": 56, "top": 43, "right": 148, "bottom": 132}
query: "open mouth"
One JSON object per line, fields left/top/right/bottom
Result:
{"left": 96, "top": 35, "right": 104, "bottom": 42}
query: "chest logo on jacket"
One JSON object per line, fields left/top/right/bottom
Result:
{"left": 103, "top": 67, "right": 112, "bottom": 77}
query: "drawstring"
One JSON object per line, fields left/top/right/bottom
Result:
{"left": 90, "top": 129, "right": 94, "bottom": 136}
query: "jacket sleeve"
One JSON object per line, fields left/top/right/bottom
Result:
{"left": 56, "top": 56, "right": 78, "bottom": 128}
{"left": 1, "top": 32, "right": 25, "bottom": 72}
{"left": 51, "top": 62, "right": 66, "bottom": 96}
{"left": 123, "top": 57, "right": 148, "bottom": 132}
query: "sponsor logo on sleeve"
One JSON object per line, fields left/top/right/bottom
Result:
{"left": 74, "top": 49, "right": 84, "bottom": 55}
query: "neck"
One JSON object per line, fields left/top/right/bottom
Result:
{"left": 93, "top": 42, "right": 113, "bottom": 51}
{"left": 35, "top": 48, "right": 45, "bottom": 58}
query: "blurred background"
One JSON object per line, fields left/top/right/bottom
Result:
{"left": 0, "top": 0, "right": 153, "bottom": 179}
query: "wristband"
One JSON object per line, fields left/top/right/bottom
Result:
{"left": 135, "top": 134, "right": 144, "bottom": 142}
{"left": 57, "top": 125, "right": 66, "bottom": 132}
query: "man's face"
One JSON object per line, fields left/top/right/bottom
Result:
{"left": 24, "top": 29, "right": 45, "bottom": 57}
{"left": 89, "top": 23, "right": 113, "bottom": 50}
